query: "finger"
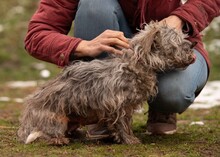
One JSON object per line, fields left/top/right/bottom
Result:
{"left": 101, "top": 30, "right": 129, "bottom": 43}
{"left": 99, "top": 45, "right": 123, "bottom": 55}
{"left": 101, "top": 38, "right": 130, "bottom": 49}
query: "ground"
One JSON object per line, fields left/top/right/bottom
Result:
{"left": 0, "top": 83, "right": 219, "bottom": 157}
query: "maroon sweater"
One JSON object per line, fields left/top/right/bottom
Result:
{"left": 24, "top": 0, "right": 220, "bottom": 67}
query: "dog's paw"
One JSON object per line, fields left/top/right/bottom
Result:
{"left": 126, "top": 136, "right": 141, "bottom": 144}
{"left": 48, "top": 137, "right": 70, "bottom": 146}
{"left": 113, "top": 133, "right": 141, "bottom": 144}
{"left": 121, "top": 136, "right": 141, "bottom": 144}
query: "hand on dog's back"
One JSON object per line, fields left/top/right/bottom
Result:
{"left": 75, "top": 30, "right": 130, "bottom": 57}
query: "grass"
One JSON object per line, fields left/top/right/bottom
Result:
{"left": 0, "top": 85, "right": 219, "bottom": 157}
{"left": 203, "top": 23, "right": 220, "bottom": 80}
{"left": 0, "top": 0, "right": 60, "bottom": 82}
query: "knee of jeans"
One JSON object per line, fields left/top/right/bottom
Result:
{"left": 151, "top": 87, "right": 195, "bottom": 113}
{"left": 78, "top": 0, "right": 118, "bottom": 20}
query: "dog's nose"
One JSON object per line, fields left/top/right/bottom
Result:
{"left": 190, "top": 42, "right": 198, "bottom": 49}
{"left": 190, "top": 54, "right": 196, "bottom": 64}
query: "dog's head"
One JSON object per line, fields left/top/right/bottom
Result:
{"left": 150, "top": 25, "right": 196, "bottom": 72}
{"left": 130, "top": 22, "right": 196, "bottom": 72}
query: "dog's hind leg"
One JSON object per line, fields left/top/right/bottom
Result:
{"left": 46, "top": 115, "right": 71, "bottom": 145}
{"left": 25, "top": 114, "right": 70, "bottom": 145}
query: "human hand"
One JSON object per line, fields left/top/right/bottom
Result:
{"left": 75, "top": 30, "right": 130, "bottom": 58}
{"left": 159, "top": 15, "right": 184, "bottom": 31}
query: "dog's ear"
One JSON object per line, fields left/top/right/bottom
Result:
{"left": 130, "top": 24, "right": 160, "bottom": 53}
{"left": 140, "top": 27, "right": 160, "bottom": 53}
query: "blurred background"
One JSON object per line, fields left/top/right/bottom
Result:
{"left": 0, "top": 1, "right": 219, "bottom": 156}
{"left": 0, "top": 0, "right": 219, "bottom": 83}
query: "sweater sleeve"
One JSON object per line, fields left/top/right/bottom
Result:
{"left": 171, "top": 0, "right": 220, "bottom": 37}
{"left": 24, "top": 0, "right": 81, "bottom": 66}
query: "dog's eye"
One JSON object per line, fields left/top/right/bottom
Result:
{"left": 182, "top": 42, "right": 191, "bottom": 52}
{"left": 151, "top": 41, "right": 160, "bottom": 51}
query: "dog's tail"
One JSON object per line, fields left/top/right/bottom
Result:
{"left": 25, "top": 131, "right": 43, "bottom": 144}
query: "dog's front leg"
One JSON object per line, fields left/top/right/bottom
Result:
{"left": 108, "top": 109, "right": 141, "bottom": 144}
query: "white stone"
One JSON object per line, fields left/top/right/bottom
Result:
{"left": 40, "top": 69, "right": 51, "bottom": 78}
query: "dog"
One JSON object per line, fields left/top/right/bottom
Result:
{"left": 17, "top": 22, "right": 196, "bottom": 145}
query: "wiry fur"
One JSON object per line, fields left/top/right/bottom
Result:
{"left": 17, "top": 22, "right": 195, "bottom": 145}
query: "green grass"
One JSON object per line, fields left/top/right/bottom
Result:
{"left": 203, "top": 24, "right": 220, "bottom": 80}
{"left": 0, "top": 81, "right": 219, "bottom": 156}
{"left": 0, "top": 90, "right": 219, "bottom": 157}
{"left": 0, "top": 0, "right": 60, "bottom": 82}
{"left": 0, "top": 85, "right": 219, "bottom": 157}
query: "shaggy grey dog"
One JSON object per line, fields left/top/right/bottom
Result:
{"left": 17, "top": 22, "right": 195, "bottom": 145}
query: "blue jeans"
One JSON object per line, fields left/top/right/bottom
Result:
{"left": 74, "top": 0, "right": 208, "bottom": 114}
